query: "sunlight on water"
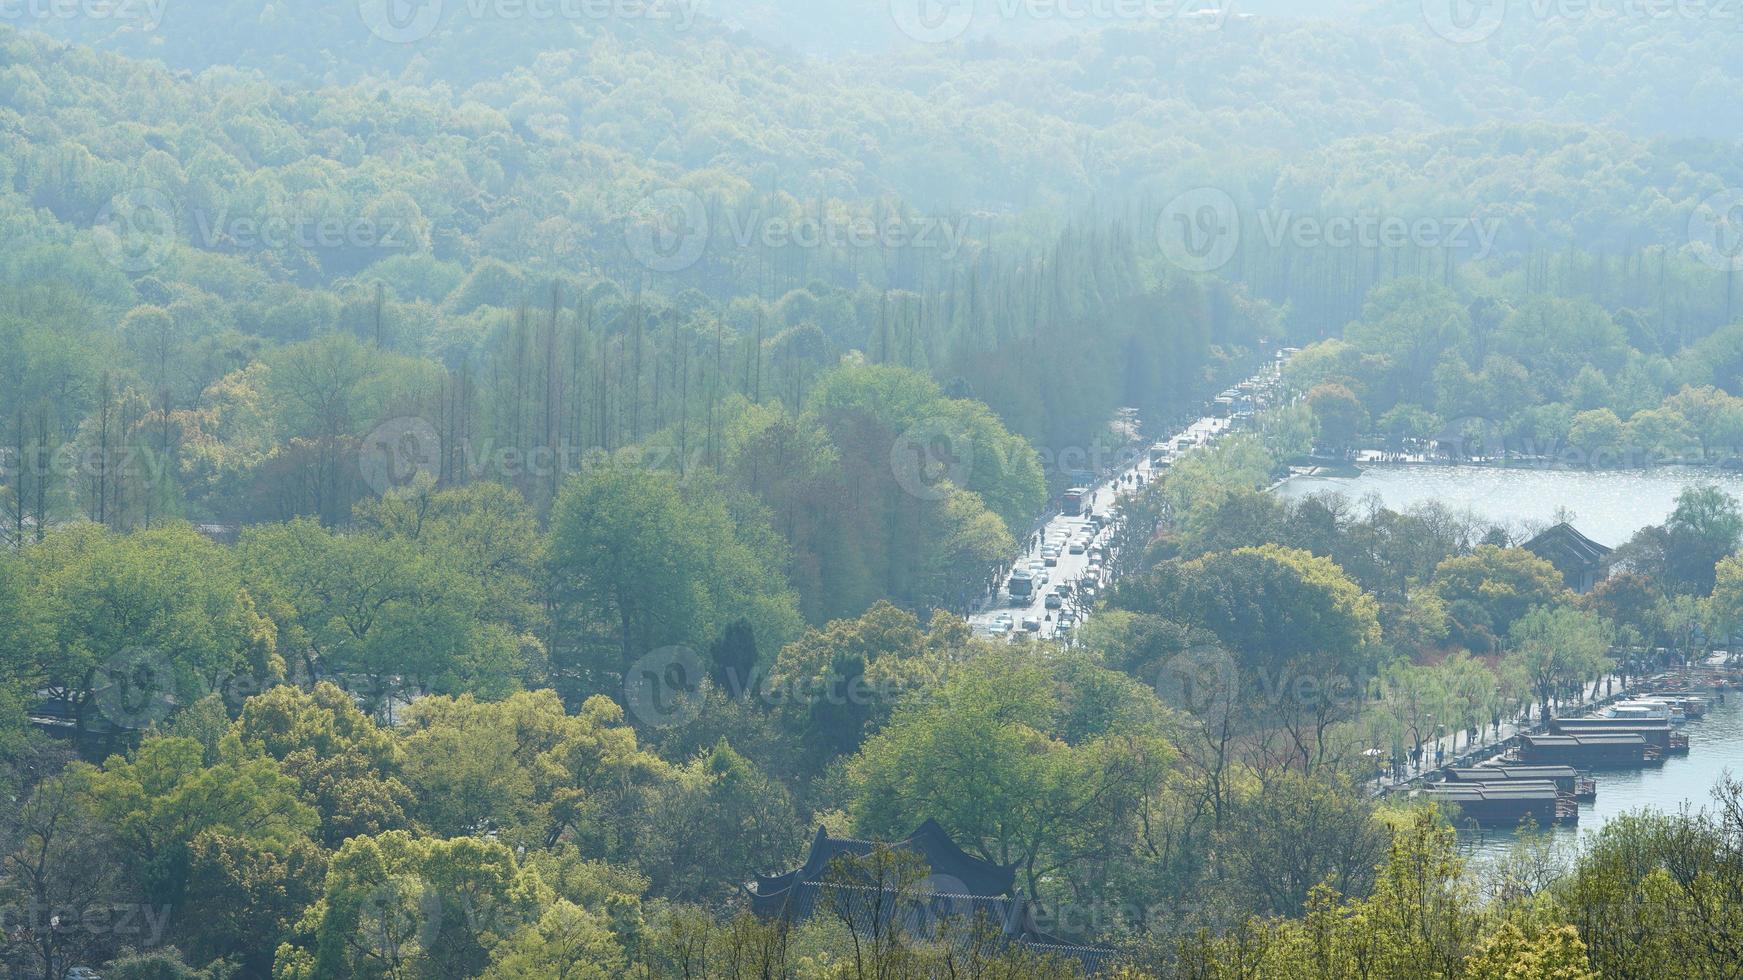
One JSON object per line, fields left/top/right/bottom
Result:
{"left": 1279, "top": 465, "right": 1743, "bottom": 856}
{"left": 1278, "top": 465, "right": 1743, "bottom": 547}
{"left": 1462, "top": 691, "right": 1743, "bottom": 861}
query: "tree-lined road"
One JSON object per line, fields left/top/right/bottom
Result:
{"left": 969, "top": 356, "right": 1286, "bottom": 642}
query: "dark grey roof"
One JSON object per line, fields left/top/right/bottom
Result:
{"left": 745, "top": 820, "right": 1119, "bottom": 974}
{"left": 751, "top": 820, "right": 1016, "bottom": 911}
{"left": 1443, "top": 766, "right": 1577, "bottom": 782}
{"left": 1524, "top": 523, "right": 1613, "bottom": 568}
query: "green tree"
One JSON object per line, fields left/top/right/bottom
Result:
{"left": 240, "top": 517, "right": 523, "bottom": 713}
{"left": 231, "top": 682, "right": 414, "bottom": 847}
{"left": 1505, "top": 606, "right": 1611, "bottom": 720}
{"left": 1662, "top": 484, "right": 1743, "bottom": 594}
{"left": 1431, "top": 546, "right": 1567, "bottom": 650}
{"left": 548, "top": 467, "right": 802, "bottom": 690}
{"left": 1566, "top": 408, "right": 1623, "bottom": 460}
{"left": 1307, "top": 383, "right": 1368, "bottom": 453}
{"left": 846, "top": 653, "right": 1169, "bottom": 901}
{"left": 279, "top": 831, "right": 550, "bottom": 980}
{"left": 77, "top": 735, "right": 318, "bottom": 913}
{"left": 481, "top": 901, "right": 627, "bottom": 980}
{"left": 30, "top": 522, "right": 280, "bottom": 736}
{"left": 1140, "top": 545, "right": 1382, "bottom": 770}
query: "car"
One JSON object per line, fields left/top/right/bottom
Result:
{"left": 1044, "top": 553, "right": 1059, "bottom": 567}
{"left": 1056, "top": 618, "right": 1076, "bottom": 634}
{"left": 1055, "top": 582, "right": 1072, "bottom": 596}
{"left": 1044, "top": 594, "right": 1063, "bottom": 610}
{"left": 1068, "top": 541, "right": 1086, "bottom": 555}
{"left": 1021, "top": 617, "right": 1043, "bottom": 632}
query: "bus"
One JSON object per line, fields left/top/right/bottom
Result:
{"left": 1063, "top": 487, "right": 1089, "bottom": 516}
{"left": 1008, "top": 569, "right": 1036, "bottom": 603}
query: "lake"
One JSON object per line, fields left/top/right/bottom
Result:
{"left": 1277, "top": 464, "right": 1743, "bottom": 856}
{"left": 1461, "top": 690, "right": 1743, "bottom": 863}
{"left": 1277, "top": 464, "right": 1743, "bottom": 547}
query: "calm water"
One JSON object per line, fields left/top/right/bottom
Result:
{"left": 1277, "top": 465, "right": 1743, "bottom": 855}
{"left": 1462, "top": 691, "right": 1743, "bottom": 860}
{"left": 1278, "top": 464, "right": 1743, "bottom": 547}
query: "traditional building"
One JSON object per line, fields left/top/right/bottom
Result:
{"left": 1523, "top": 522, "right": 1613, "bottom": 593}
{"left": 745, "top": 820, "right": 1119, "bottom": 974}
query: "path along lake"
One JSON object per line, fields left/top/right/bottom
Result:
{"left": 1278, "top": 464, "right": 1743, "bottom": 855}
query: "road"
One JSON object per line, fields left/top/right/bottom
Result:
{"left": 969, "top": 356, "right": 1287, "bottom": 643}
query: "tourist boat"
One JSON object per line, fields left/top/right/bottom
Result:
{"left": 1603, "top": 700, "right": 1686, "bottom": 725}
{"left": 1551, "top": 716, "right": 1680, "bottom": 751}
{"left": 1423, "top": 780, "right": 1578, "bottom": 828}
{"left": 1517, "top": 732, "right": 1664, "bottom": 768}
{"left": 1442, "top": 765, "right": 1597, "bottom": 803}
{"left": 1652, "top": 694, "right": 1710, "bottom": 720}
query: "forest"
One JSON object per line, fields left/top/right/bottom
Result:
{"left": 5, "top": 1, "right": 1743, "bottom": 977}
